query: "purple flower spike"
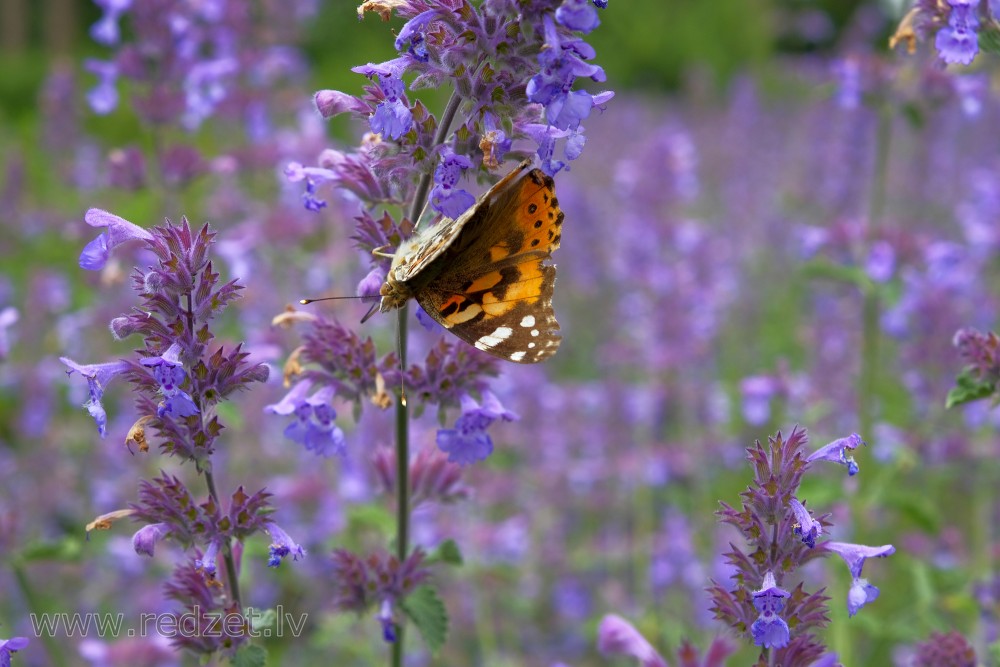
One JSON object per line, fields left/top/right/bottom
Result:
{"left": 79, "top": 208, "right": 153, "bottom": 271}
{"left": 751, "top": 571, "right": 790, "bottom": 649}
{"left": 789, "top": 497, "right": 822, "bottom": 548}
{"left": 596, "top": 614, "right": 668, "bottom": 667}
{"left": 59, "top": 357, "right": 131, "bottom": 437}
{"left": 826, "top": 542, "right": 894, "bottom": 616}
{"left": 806, "top": 432, "right": 864, "bottom": 475}
{"left": 265, "top": 523, "right": 305, "bottom": 568}
{"left": 132, "top": 522, "right": 171, "bottom": 557}
{"left": 436, "top": 391, "right": 518, "bottom": 466}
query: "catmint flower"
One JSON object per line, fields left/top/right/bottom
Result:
{"left": 314, "top": 89, "right": 371, "bottom": 119}
{"left": 194, "top": 540, "right": 221, "bottom": 578}
{"left": 596, "top": 614, "right": 668, "bottom": 667}
{"left": 865, "top": 240, "right": 896, "bottom": 283}
{"left": 83, "top": 58, "right": 119, "bottom": 114}
{"left": 913, "top": 630, "right": 977, "bottom": 666}
{"left": 59, "top": 358, "right": 131, "bottom": 437}
{"left": 132, "top": 522, "right": 171, "bottom": 557}
{"left": 265, "top": 380, "right": 347, "bottom": 457}
{"left": 107, "top": 146, "right": 147, "bottom": 190}
{"left": 825, "top": 542, "right": 895, "bottom": 616}
{"left": 430, "top": 150, "right": 476, "bottom": 218}
{"left": 556, "top": 0, "right": 601, "bottom": 33}
{"left": 953, "top": 328, "right": 1000, "bottom": 382}
{"left": 372, "top": 446, "right": 469, "bottom": 507}
{"left": 78, "top": 208, "right": 153, "bottom": 271}
{"left": 806, "top": 433, "right": 864, "bottom": 475}
{"left": 832, "top": 57, "right": 861, "bottom": 110}
{"left": 90, "top": 0, "right": 132, "bottom": 46}
{"left": 711, "top": 429, "right": 841, "bottom": 661}
{"left": 330, "top": 548, "right": 431, "bottom": 636}
{"left": 265, "top": 523, "right": 305, "bottom": 568}
{"left": 935, "top": 0, "right": 981, "bottom": 66}
{"left": 284, "top": 162, "right": 337, "bottom": 211}
{"left": 739, "top": 374, "right": 781, "bottom": 426}
{"left": 139, "top": 343, "right": 200, "bottom": 419}
{"left": 394, "top": 10, "right": 438, "bottom": 62}
{"left": 789, "top": 498, "right": 821, "bottom": 548}
{"left": 528, "top": 15, "right": 608, "bottom": 131}
{"left": 182, "top": 58, "right": 239, "bottom": 130}
{"left": 751, "top": 571, "right": 791, "bottom": 649}
{"left": 377, "top": 599, "right": 397, "bottom": 643}
{"left": 0, "top": 307, "right": 18, "bottom": 361}
{"left": 357, "top": 267, "right": 385, "bottom": 299}
{"left": 0, "top": 637, "right": 29, "bottom": 666}
{"left": 352, "top": 60, "right": 412, "bottom": 140}
{"left": 436, "top": 391, "right": 517, "bottom": 466}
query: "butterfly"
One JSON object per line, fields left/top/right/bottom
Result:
{"left": 373, "top": 160, "right": 564, "bottom": 363}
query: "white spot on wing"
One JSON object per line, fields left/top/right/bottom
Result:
{"left": 492, "top": 326, "right": 513, "bottom": 340}
{"left": 509, "top": 351, "right": 526, "bottom": 362}
{"left": 520, "top": 315, "right": 535, "bottom": 328}
{"left": 528, "top": 342, "right": 536, "bottom": 349}
{"left": 531, "top": 329, "right": 539, "bottom": 337}
{"left": 476, "top": 335, "right": 502, "bottom": 349}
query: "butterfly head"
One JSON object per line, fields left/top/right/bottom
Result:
{"left": 377, "top": 275, "right": 411, "bottom": 314}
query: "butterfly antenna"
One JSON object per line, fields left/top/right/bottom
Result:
{"left": 411, "top": 196, "right": 433, "bottom": 232}
{"left": 299, "top": 295, "right": 368, "bottom": 305}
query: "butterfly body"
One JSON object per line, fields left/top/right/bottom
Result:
{"left": 378, "top": 160, "right": 564, "bottom": 363}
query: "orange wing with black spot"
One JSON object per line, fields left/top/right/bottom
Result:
{"left": 414, "top": 164, "right": 564, "bottom": 363}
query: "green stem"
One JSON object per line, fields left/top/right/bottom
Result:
{"left": 12, "top": 562, "right": 67, "bottom": 667}
{"left": 837, "top": 101, "right": 893, "bottom": 667}
{"left": 391, "top": 87, "right": 462, "bottom": 667}
{"left": 204, "top": 469, "right": 242, "bottom": 611}
{"left": 857, "top": 108, "right": 893, "bottom": 439}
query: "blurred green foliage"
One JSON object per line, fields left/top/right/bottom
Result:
{"left": 0, "top": 0, "right": 898, "bottom": 124}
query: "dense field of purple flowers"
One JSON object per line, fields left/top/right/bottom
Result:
{"left": 2, "top": 1, "right": 1000, "bottom": 666}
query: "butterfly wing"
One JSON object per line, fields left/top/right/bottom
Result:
{"left": 391, "top": 161, "right": 535, "bottom": 285}
{"left": 415, "top": 164, "right": 564, "bottom": 363}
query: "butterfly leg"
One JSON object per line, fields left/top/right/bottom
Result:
{"left": 372, "top": 244, "right": 395, "bottom": 259}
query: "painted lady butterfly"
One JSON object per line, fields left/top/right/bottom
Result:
{"left": 374, "top": 160, "right": 564, "bottom": 363}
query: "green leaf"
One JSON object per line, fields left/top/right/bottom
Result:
{"left": 945, "top": 367, "right": 995, "bottom": 409}
{"left": 427, "top": 539, "right": 464, "bottom": 566}
{"left": 345, "top": 504, "right": 394, "bottom": 535}
{"left": 979, "top": 19, "right": 1000, "bottom": 55}
{"left": 19, "top": 537, "right": 83, "bottom": 562}
{"left": 230, "top": 644, "right": 267, "bottom": 667}
{"left": 800, "top": 258, "right": 869, "bottom": 290}
{"left": 401, "top": 586, "right": 448, "bottom": 653}
{"left": 249, "top": 608, "right": 277, "bottom": 634}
